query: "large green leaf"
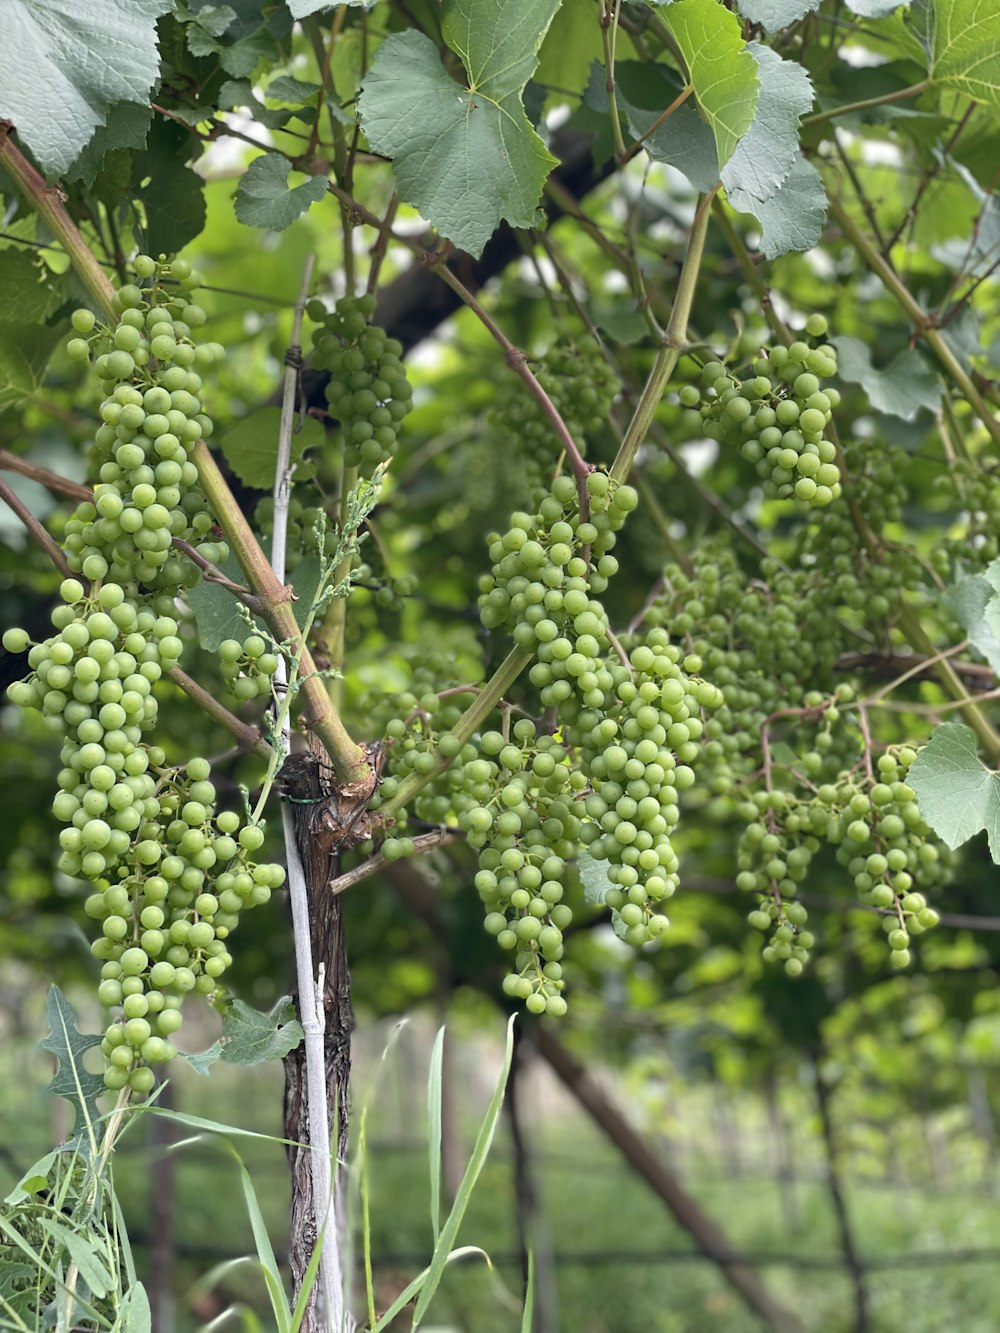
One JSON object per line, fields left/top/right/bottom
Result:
{"left": 357, "top": 0, "right": 562, "bottom": 257}
{"left": 909, "top": 722, "right": 1000, "bottom": 861}
{"left": 736, "top": 0, "right": 820, "bottom": 31}
{"left": 0, "top": 0, "right": 171, "bottom": 178}
{"left": 721, "top": 44, "right": 814, "bottom": 212}
{"left": 234, "top": 153, "right": 328, "bottom": 231}
{"left": 183, "top": 997, "right": 303, "bottom": 1075}
{"left": 931, "top": 0, "right": 1000, "bottom": 106}
{"left": 942, "top": 566, "right": 1000, "bottom": 672}
{"left": 39, "top": 986, "right": 106, "bottom": 1141}
{"left": 831, "top": 335, "right": 941, "bottom": 419}
{"left": 663, "top": 0, "right": 760, "bottom": 169}
{"left": 750, "top": 156, "right": 828, "bottom": 259}
{"left": 220, "top": 406, "right": 323, "bottom": 488}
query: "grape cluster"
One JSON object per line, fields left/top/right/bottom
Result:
{"left": 6, "top": 578, "right": 177, "bottom": 880}
{"left": 310, "top": 294, "right": 413, "bottom": 473}
{"left": 479, "top": 471, "right": 635, "bottom": 668}
{"left": 5, "top": 258, "right": 287, "bottom": 1096}
{"left": 64, "top": 258, "right": 227, "bottom": 592}
{"left": 218, "top": 633, "right": 280, "bottom": 701}
{"left": 685, "top": 317, "right": 842, "bottom": 506}
{"left": 571, "top": 630, "right": 723, "bottom": 945}
{"left": 822, "top": 750, "right": 945, "bottom": 967}
{"left": 738, "top": 794, "right": 820, "bottom": 975}
{"left": 645, "top": 542, "right": 845, "bottom": 787}
{"left": 490, "top": 335, "right": 618, "bottom": 499}
{"left": 86, "top": 758, "right": 284, "bottom": 1094}
{"left": 460, "top": 720, "right": 584, "bottom": 1014}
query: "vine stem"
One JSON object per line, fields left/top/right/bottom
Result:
{"left": 801, "top": 80, "right": 931, "bottom": 127}
{"left": 0, "top": 449, "right": 92, "bottom": 501}
{"left": 166, "top": 666, "right": 271, "bottom": 760}
{"left": 267, "top": 254, "right": 345, "bottom": 1331}
{"left": 0, "top": 133, "right": 371, "bottom": 790}
{"left": 610, "top": 188, "right": 716, "bottom": 484}
{"left": 327, "top": 828, "right": 462, "bottom": 897}
{"left": 0, "top": 478, "right": 73, "bottom": 577}
{"left": 379, "top": 646, "right": 533, "bottom": 820}
{"left": 829, "top": 197, "right": 1000, "bottom": 452}
{"left": 326, "top": 180, "right": 590, "bottom": 486}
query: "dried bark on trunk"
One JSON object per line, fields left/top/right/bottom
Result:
{"left": 278, "top": 746, "right": 376, "bottom": 1330}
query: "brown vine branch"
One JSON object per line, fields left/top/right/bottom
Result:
{"left": 326, "top": 829, "right": 462, "bottom": 898}
{"left": 0, "top": 479, "right": 73, "bottom": 578}
{"left": 0, "top": 449, "right": 92, "bottom": 502}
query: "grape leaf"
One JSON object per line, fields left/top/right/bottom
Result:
{"left": 930, "top": 0, "right": 1000, "bottom": 106}
{"left": 0, "top": 323, "right": 66, "bottom": 414}
{"left": 135, "top": 150, "right": 207, "bottom": 256}
{"left": 846, "top": 0, "right": 913, "bottom": 13}
{"left": 909, "top": 722, "right": 1000, "bottom": 861}
{"left": 234, "top": 152, "right": 328, "bottom": 230}
{"left": 0, "top": 0, "right": 171, "bottom": 178}
{"left": 942, "top": 568, "right": 1000, "bottom": 672}
{"left": 735, "top": 0, "right": 821, "bottom": 32}
{"left": 65, "top": 103, "right": 152, "bottom": 184}
{"left": 578, "top": 851, "right": 629, "bottom": 939}
{"left": 662, "top": 0, "right": 760, "bottom": 169}
{"left": 183, "top": 997, "right": 304, "bottom": 1075}
{"left": 288, "top": 0, "right": 376, "bottom": 14}
{"left": 585, "top": 60, "right": 720, "bottom": 192}
{"left": 267, "top": 76, "right": 322, "bottom": 102}
{"left": 831, "top": 334, "right": 941, "bottom": 419}
{"left": 39, "top": 986, "right": 105, "bottom": 1137}
{"left": 722, "top": 45, "right": 814, "bottom": 212}
{"left": 358, "top": 0, "right": 562, "bottom": 258}
{"left": 187, "top": 548, "right": 324, "bottom": 651}
{"left": 219, "top": 79, "right": 297, "bottom": 131}
{"left": 220, "top": 407, "right": 323, "bottom": 488}
{"left": 622, "top": 96, "right": 720, "bottom": 192}
{"left": 750, "top": 156, "right": 828, "bottom": 258}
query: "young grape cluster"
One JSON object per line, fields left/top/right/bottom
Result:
{"left": 479, "top": 471, "right": 635, "bottom": 665}
{"left": 490, "top": 335, "right": 618, "bottom": 498}
{"left": 461, "top": 720, "right": 584, "bottom": 1015}
{"left": 5, "top": 257, "right": 286, "bottom": 1096}
{"left": 310, "top": 294, "right": 413, "bottom": 473}
{"left": 571, "top": 630, "right": 723, "bottom": 945}
{"left": 684, "top": 316, "right": 842, "bottom": 506}
{"left": 63, "top": 258, "right": 226, "bottom": 591}
{"left": 218, "top": 632, "right": 280, "bottom": 700}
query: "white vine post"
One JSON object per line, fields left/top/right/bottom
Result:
{"left": 269, "top": 256, "right": 348, "bottom": 1329}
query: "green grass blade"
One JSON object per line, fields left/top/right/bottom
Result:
{"left": 410, "top": 1015, "right": 516, "bottom": 1327}
{"left": 426, "top": 1026, "right": 445, "bottom": 1243}
{"left": 374, "top": 1246, "right": 493, "bottom": 1331}
{"left": 521, "top": 1245, "right": 535, "bottom": 1333}
{"left": 142, "top": 1107, "right": 302, "bottom": 1147}
{"left": 359, "top": 1107, "right": 376, "bottom": 1333}
{"left": 223, "top": 1145, "right": 291, "bottom": 1333}
{"left": 288, "top": 1204, "right": 326, "bottom": 1333}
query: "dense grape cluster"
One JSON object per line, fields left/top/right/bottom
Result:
{"left": 571, "top": 630, "right": 723, "bottom": 945}
{"left": 63, "top": 258, "right": 227, "bottom": 591}
{"left": 310, "top": 294, "right": 413, "bottom": 472}
{"left": 460, "top": 720, "right": 584, "bottom": 1014}
{"left": 479, "top": 471, "right": 635, "bottom": 661}
{"left": 5, "top": 258, "right": 286, "bottom": 1095}
{"left": 490, "top": 335, "right": 618, "bottom": 498}
{"left": 824, "top": 750, "right": 946, "bottom": 966}
{"left": 684, "top": 317, "right": 842, "bottom": 506}
{"left": 86, "top": 758, "right": 284, "bottom": 1093}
